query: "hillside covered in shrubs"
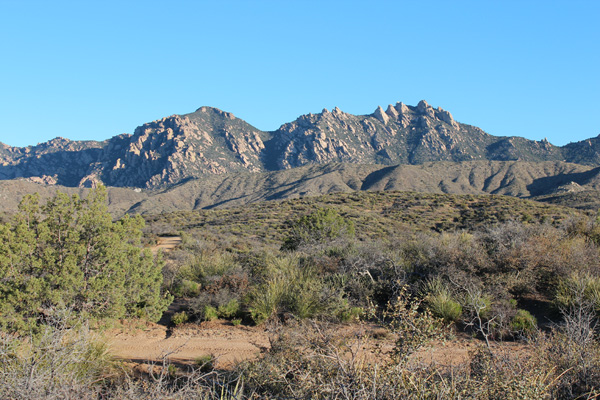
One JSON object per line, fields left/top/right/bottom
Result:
{"left": 1, "top": 189, "right": 600, "bottom": 398}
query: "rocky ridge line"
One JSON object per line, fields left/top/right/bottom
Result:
{"left": 0, "top": 101, "right": 597, "bottom": 188}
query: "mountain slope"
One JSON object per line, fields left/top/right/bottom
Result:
{"left": 2, "top": 101, "right": 595, "bottom": 189}
{"left": 3, "top": 160, "right": 599, "bottom": 216}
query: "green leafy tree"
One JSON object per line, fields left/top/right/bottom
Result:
{"left": 0, "top": 187, "right": 172, "bottom": 332}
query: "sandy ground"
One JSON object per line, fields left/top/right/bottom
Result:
{"left": 150, "top": 236, "right": 182, "bottom": 254}
{"left": 107, "top": 319, "right": 530, "bottom": 371}
{"left": 107, "top": 320, "right": 271, "bottom": 369}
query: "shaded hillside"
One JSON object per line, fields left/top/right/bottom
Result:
{"left": 2, "top": 160, "right": 600, "bottom": 216}
{"left": 126, "top": 160, "right": 600, "bottom": 214}
{"left": 2, "top": 101, "right": 597, "bottom": 189}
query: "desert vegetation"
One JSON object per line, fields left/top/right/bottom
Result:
{"left": 0, "top": 187, "right": 172, "bottom": 333}
{"left": 1, "top": 189, "right": 600, "bottom": 398}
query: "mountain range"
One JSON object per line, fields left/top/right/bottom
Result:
{"left": 1, "top": 100, "right": 599, "bottom": 214}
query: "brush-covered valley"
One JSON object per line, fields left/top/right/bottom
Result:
{"left": 2, "top": 186, "right": 600, "bottom": 399}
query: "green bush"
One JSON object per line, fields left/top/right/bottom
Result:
{"left": 510, "top": 309, "right": 537, "bottom": 335}
{"left": 0, "top": 188, "right": 172, "bottom": 333}
{"left": 173, "top": 279, "right": 202, "bottom": 298}
{"left": 555, "top": 271, "right": 600, "bottom": 314}
{"left": 463, "top": 290, "right": 492, "bottom": 321}
{"left": 194, "top": 354, "right": 214, "bottom": 373}
{"left": 427, "top": 293, "right": 463, "bottom": 324}
{"left": 248, "top": 274, "right": 287, "bottom": 324}
{"left": 217, "top": 299, "right": 240, "bottom": 319}
{"left": 247, "top": 255, "right": 345, "bottom": 324}
{"left": 338, "top": 306, "right": 364, "bottom": 322}
{"left": 203, "top": 305, "right": 218, "bottom": 321}
{"left": 282, "top": 208, "right": 355, "bottom": 251}
{"left": 423, "top": 278, "right": 463, "bottom": 324}
{"left": 171, "top": 311, "right": 189, "bottom": 326}
{"left": 177, "top": 251, "right": 240, "bottom": 286}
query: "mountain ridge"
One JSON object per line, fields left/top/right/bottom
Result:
{"left": 2, "top": 100, "right": 596, "bottom": 189}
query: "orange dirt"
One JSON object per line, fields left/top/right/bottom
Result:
{"left": 106, "top": 319, "right": 531, "bottom": 372}
{"left": 150, "top": 236, "right": 182, "bottom": 255}
{"left": 106, "top": 319, "right": 271, "bottom": 369}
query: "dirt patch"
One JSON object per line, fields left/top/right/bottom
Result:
{"left": 150, "top": 236, "right": 182, "bottom": 255}
{"left": 106, "top": 319, "right": 270, "bottom": 369}
{"left": 106, "top": 320, "right": 533, "bottom": 372}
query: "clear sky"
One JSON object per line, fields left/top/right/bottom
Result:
{"left": 0, "top": 0, "right": 598, "bottom": 148}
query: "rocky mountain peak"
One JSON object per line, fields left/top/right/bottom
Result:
{"left": 195, "top": 106, "right": 235, "bottom": 120}
{"left": 45, "top": 137, "right": 71, "bottom": 146}
{"left": 395, "top": 102, "right": 409, "bottom": 114}
{"left": 417, "top": 100, "right": 435, "bottom": 118}
{"left": 385, "top": 104, "right": 399, "bottom": 119}
{"left": 373, "top": 105, "right": 389, "bottom": 124}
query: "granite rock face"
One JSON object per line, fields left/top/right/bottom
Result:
{"left": 0, "top": 101, "right": 595, "bottom": 188}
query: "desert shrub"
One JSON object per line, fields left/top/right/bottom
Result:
{"left": 281, "top": 207, "right": 355, "bottom": 251}
{"left": 177, "top": 250, "right": 240, "bottom": 286}
{"left": 217, "top": 299, "right": 241, "bottom": 319}
{"left": 555, "top": 271, "right": 600, "bottom": 315}
{"left": 247, "top": 255, "right": 347, "bottom": 324}
{"left": 336, "top": 240, "right": 407, "bottom": 308}
{"left": 0, "top": 188, "right": 172, "bottom": 333}
{"left": 386, "top": 285, "right": 450, "bottom": 361}
{"left": 202, "top": 305, "right": 218, "bottom": 321}
{"left": 476, "top": 222, "right": 600, "bottom": 297}
{"left": 0, "top": 313, "right": 114, "bottom": 399}
{"left": 539, "top": 304, "right": 600, "bottom": 399}
{"left": 240, "top": 308, "right": 555, "bottom": 399}
{"left": 510, "top": 309, "right": 537, "bottom": 336}
{"left": 422, "top": 277, "right": 463, "bottom": 323}
{"left": 466, "top": 346, "right": 554, "bottom": 399}
{"left": 171, "top": 311, "right": 189, "bottom": 326}
{"left": 565, "top": 214, "right": 600, "bottom": 245}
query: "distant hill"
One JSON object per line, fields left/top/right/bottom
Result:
{"left": 1, "top": 101, "right": 598, "bottom": 189}
{"left": 2, "top": 160, "right": 600, "bottom": 216}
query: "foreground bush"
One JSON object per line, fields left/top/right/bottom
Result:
{"left": 0, "top": 187, "right": 172, "bottom": 333}
{"left": 247, "top": 255, "right": 347, "bottom": 323}
{"left": 555, "top": 271, "right": 600, "bottom": 315}
{"left": 240, "top": 320, "right": 555, "bottom": 399}
{"left": 0, "top": 314, "right": 113, "bottom": 399}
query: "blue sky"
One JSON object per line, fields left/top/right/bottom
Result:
{"left": 0, "top": 1, "right": 598, "bottom": 148}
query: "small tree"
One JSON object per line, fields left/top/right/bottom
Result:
{"left": 0, "top": 187, "right": 172, "bottom": 332}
